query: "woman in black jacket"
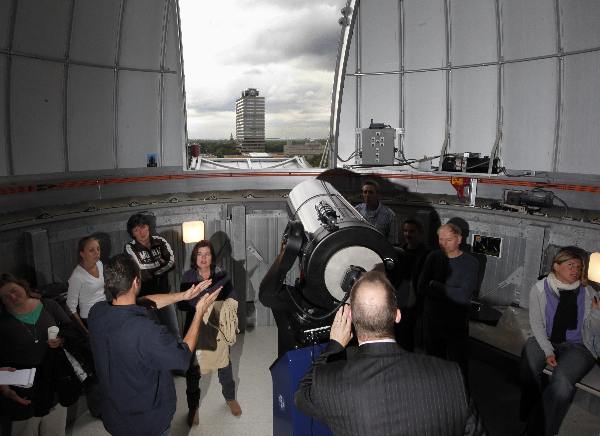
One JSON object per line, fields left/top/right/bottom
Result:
{"left": 0, "top": 273, "right": 78, "bottom": 436}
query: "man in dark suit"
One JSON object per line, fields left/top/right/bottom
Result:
{"left": 295, "top": 271, "right": 486, "bottom": 436}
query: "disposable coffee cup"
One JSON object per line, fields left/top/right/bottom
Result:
{"left": 47, "top": 326, "right": 59, "bottom": 340}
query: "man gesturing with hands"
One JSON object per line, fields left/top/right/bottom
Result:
{"left": 88, "top": 254, "right": 221, "bottom": 436}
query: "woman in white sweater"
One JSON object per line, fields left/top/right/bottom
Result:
{"left": 67, "top": 236, "right": 106, "bottom": 333}
{"left": 520, "top": 247, "right": 600, "bottom": 436}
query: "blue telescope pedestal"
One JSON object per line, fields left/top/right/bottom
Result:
{"left": 269, "top": 344, "right": 333, "bottom": 436}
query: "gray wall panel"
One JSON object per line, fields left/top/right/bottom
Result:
{"left": 359, "top": 0, "right": 399, "bottom": 72}
{"left": 450, "top": 0, "right": 497, "bottom": 65}
{"left": 119, "top": 0, "right": 164, "bottom": 69}
{"left": 246, "top": 211, "right": 290, "bottom": 327}
{"left": 164, "top": 0, "right": 180, "bottom": 71}
{"left": 560, "top": 0, "right": 600, "bottom": 51}
{"left": 117, "top": 71, "right": 160, "bottom": 168}
{"left": 338, "top": 75, "right": 357, "bottom": 162}
{"left": 501, "top": 59, "right": 556, "bottom": 171}
{"left": 347, "top": 24, "right": 358, "bottom": 72}
{"left": 11, "top": 58, "right": 64, "bottom": 175}
{"left": 0, "top": 56, "right": 7, "bottom": 176}
{"left": 0, "top": 1, "right": 11, "bottom": 49}
{"left": 501, "top": 0, "right": 556, "bottom": 60}
{"left": 13, "top": 0, "right": 70, "bottom": 58}
{"left": 404, "top": 0, "right": 446, "bottom": 69}
{"left": 68, "top": 66, "right": 115, "bottom": 171}
{"left": 449, "top": 66, "right": 497, "bottom": 156}
{"left": 360, "top": 75, "right": 399, "bottom": 130}
{"left": 70, "top": 0, "right": 121, "bottom": 65}
{"left": 404, "top": 70, "right": 445, "bottom": 160}
{"left": 161, "top": 74, "right": 184, "bottom": 167}
{"left": 558, "top": 52, "right": 600, "bottom": 175}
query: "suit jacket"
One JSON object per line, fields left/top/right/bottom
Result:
{"left": 295, "top": 341, "right": 486, "bottom": 436}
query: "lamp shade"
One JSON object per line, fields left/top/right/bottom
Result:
{"left": 589, "top": 252, "right": 600, "bottom": 283}
{"left": 182, "top": 221, "right": 204, "bottom": 244}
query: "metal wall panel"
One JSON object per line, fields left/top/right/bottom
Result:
{"left": 164, "top": 0, "right": 180, "bottom": 71}
{"left": 161, "top": 73, "right": 184, "bottom": 167}
{"left": 117, "top": 70, "right": 160, "bottom": 168}
{"left": 403, "top": 0, "right": 446, "bottom": 70}
{"left": 11, "top": 58, "right": 65, "bottom": 175}
{"left": 347, "top": 23, "right": 358, "bottom": 72}
{"left": 119, "top": 0, "right": 165, "bottom": 70}
{"left": 359, "top": 0, "right": 400, "bottom": 72}
{"left": 338, "top": 75, "right": 357, "bottom": 163}
{"left": 449, "top": 66, "right": 497, "bottom": 157}
{"left": 67, "top": 65, "right": 115, "bottom": 171}
{"left": 501, "top": 0, "right": 556, "bottom": 60}
{"left": 70, "top": 0, "right": 121, "bottom": 65}
{"left": 450, "top": 0, "right": 497, "bottom": 65}
{"left": 404, "top": 70, "right": 445, "bottom": 160}
{"left": 558, "top": 52, "right": 600, "bottom": 175}
{"left": 501, "top": 59, "right": 557, "bottom": 171}
{"left": 0, "top": 0, "right": 11, "bottom": 49}
{"left": 246, "top": 211, "right": 290, "bottom": 327}
{"left": 360, "top": 75, "right": 399, "bottom": 131}
{"left": 560, "top": 0, "right": 600, "bottom": 51}
{"left": 12, "top": 0, "right": 70, "bottom": 58}
{"left": 0, "top": 56, "right": 7, "bottom": 176}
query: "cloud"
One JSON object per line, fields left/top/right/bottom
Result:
{"left": 180, "top": 0, "right": 343, "bottom": 139}
{"left": 221, "top": 8, "right": 340, "bottom": 70}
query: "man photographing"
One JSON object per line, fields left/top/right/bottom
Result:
{"left": 88, "top": 254, "right": 220, "bottom": 436}
{"left": 295, "top": 271, "right": 485, "bottom": 436}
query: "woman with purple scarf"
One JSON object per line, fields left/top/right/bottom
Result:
{"left": 519, "top": 247, "right": 600, "bottom": 436}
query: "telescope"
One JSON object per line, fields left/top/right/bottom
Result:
{"left": 260, "top": 178, "right": 399, "bottom": 348}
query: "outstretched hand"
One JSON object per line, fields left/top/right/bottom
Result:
{"left": 194, "top": 286, "right": 221, "bottom": 315}
{"left": 330, "top": 304, "right": 353, "bottom": 348}
{"left": 182, "top": 279, "right": 213, "bottom": 301}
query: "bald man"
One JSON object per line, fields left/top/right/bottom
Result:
{"left": 295, "top": 271, "right": 485, "bottom": 436}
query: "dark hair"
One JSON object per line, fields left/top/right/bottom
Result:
{"left": 190, "top": 240, "right": 216, "bottom": 270}
{"left": 0, "top": 273, "right": 32, "bottom": 308}
{"left": 402, "top": 218, "right": 423, "bottom": 232}
{"left": 77, "top": 236, "right": 99, "bottom": 262}
{"left": 103, "top": 254, "right": 140, "bottom": 302}
{"left": 362, "top": 179, "right": 379, "bottom": 192}
{"left": 126, "top": 213, "right": 153, "bottom": 238}
{"left": 350, "top": 271, "right": 396, "bottom": 339}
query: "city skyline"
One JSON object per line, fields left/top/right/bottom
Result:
{"left": 179, "top": 0, "right": 343, "bottom": 140}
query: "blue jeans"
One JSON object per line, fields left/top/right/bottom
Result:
{"left": 520, "top": 337, "right": 596, "bottom": 436}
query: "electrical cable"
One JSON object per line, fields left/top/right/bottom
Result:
{"left": 336, "top": 151, "right": 356, "bottom": 163}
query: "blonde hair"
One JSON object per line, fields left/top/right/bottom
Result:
{"left": 552, "top": 247, "right": 586, "bottom": 284}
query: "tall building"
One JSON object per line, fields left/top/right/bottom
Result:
{"left": 235, "top": 88, "right": 265, "bottom": 153}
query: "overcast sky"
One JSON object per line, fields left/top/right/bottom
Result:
{"left": 180, "top": 0, "right": 343, "bottom": 140}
